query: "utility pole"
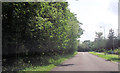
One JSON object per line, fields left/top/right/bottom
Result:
{"left": 100, "top": 26, "right": 105, "bottom": 39}
{"left": 100, "top": 26, "right": 106, "bottom": 55}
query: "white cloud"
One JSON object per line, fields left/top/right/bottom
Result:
{"left": 67, "top": 0, "right": 118, "bottom": 42}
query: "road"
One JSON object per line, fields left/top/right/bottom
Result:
{"left": 51, "top": 52, "right": 118, "bottom": 71}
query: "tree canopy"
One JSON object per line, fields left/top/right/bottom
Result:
{"left": 2, "top": 2, "right": 83, "bottom": 59}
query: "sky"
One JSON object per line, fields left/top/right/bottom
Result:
{"left": 67, "top": 0, "right": 118, "bottom": 42}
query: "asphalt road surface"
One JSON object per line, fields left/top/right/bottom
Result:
{"left": 51, "top": 52, "right": 118, "bottom": 71}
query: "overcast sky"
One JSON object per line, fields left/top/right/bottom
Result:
{"left": 67, "top": 0, "right": 118, "bottom": 42}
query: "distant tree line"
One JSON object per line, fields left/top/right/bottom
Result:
{"left": 2, "top": 2, "right": 83, "bottom": 68}
{"left": 78, "top": 28, "right": 119, "bottom": 54}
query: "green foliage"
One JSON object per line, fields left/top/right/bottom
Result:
{"left": 2, "top": 2, "right": 83, "bottom": 71}
{"left": 21, "top": 52, "right": 77, "bottom": 71}
{"left": 78, "top": 40, "right": 94, "bottom": 52}
{"left": 95, "top": 32, "right": 103, "bottom": 39}
{"left": 106, "top": 29, "right": 118, "bottom": 50}
{"left": 78, "top": 29, "right": 119, "bottom": 52}
{"left": 89, "top": 52, "right": 120, "bottom": 62}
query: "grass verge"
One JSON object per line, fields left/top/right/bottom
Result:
{"left": 89, "top": 52, "right": 120, "bottom": 62}
{"left": 21, "top": 52, "right": 78, "bottom": 71}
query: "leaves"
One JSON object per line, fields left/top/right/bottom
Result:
{"left": 2, "top": 2, "right": 83, "bottom": 69}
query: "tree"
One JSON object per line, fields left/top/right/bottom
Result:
{"left": 2, "top": 2, "right": 83, "bottom": 70}
{"left": 78, "top": 40, "right": 93, "bottom": 52}
{"left": 95, "top": 32, "right": 103, "bottom": 41}
{"left": 106, "top": 29, "right": 118, "bottom": 50}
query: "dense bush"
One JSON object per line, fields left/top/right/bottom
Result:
{"left": 2, "top": 2, "right": 83, "bottom": 70}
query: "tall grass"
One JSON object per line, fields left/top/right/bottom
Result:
{"left": 21, "top": 52, "right": 78, "bottom": 71}
{"left": 89, "top": 52, "right": 120, "bottom": 62}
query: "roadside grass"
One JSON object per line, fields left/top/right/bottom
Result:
{"left": 89, "top": 52, "right": 120, "bottom": 62}
{"left": 21, "top": 52, "right": 78, "bottom": 71}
